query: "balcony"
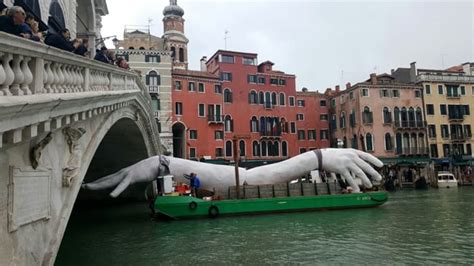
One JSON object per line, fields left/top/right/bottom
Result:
{"left": 394, "top": 120, "right": 427, "bottom": 129}
{"left": 397, "top": 147, "right": 430, "bottom": 156}
{"left": 448, "top": 114, "right": 464, "bottom": 122}
{"left": 446, "top": 93, "right": 461, "bottom": 99}
{"left": 148, "top": 85, "right": 159, "bottom": 93}
{"left": 208, "top": 114, "right": 224, "bottom": 124}
{"left": 153, "top": 111, "right": 160, "bottom": 118}
{"left": 417, "top": 73, "right": 474, "bottom": 83}
{"left": 451, "top": 133, "right": 471, "bottom": 142}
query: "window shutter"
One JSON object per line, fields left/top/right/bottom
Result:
{"left": 157, "top": 75, "right": 161, "bottom": 85}
{"left": 230, "top": 119, "right": 234, "bottom": 132}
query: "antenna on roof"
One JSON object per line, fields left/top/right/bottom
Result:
{"left": 441, "top": 53, "right": 446, "bottom": 68}
{"left": 224, "top": 30, "right": 230, "bottom": 49}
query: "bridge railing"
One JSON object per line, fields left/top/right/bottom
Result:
{"left": 0, "top": 32, "right": 145, "bottom": 96}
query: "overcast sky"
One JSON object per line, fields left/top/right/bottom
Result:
{"left": 101, "top": 0, "right": 473, "bottom": 92}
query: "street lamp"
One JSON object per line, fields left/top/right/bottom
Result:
{"left": 112, "top": 37, "right": 120, "bottom": 49}
{"left": 95, "top": 35, "right": 117, "bottom": 48}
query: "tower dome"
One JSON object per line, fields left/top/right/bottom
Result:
{"left": 163, "top": 0, "right": 184, "bottom": 17}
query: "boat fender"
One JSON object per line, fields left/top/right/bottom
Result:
{"left": 189, "top": 201, "right": 198, "bottom": 210}
{"left": 369, "top": 195, "right": 386, "bottom": 203}
{"left": 208, "top": 205, "right": 219, "bottom": 218}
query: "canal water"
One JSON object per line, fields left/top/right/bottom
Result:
{"left": 56, "top": 188, "right": 474, "bottom": 265}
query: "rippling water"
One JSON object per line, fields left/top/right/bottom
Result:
{"left": 56, "top": 188, "right": 474, "bottom": 265}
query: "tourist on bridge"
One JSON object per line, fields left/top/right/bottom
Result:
{"left": 45, "top": 28, "right": 75, "bottom": 52}
{"left": 0, "top": 6, "right": 30, "bottom": 38}
{"left": 94, "top": 46, "right": 110, "bottom": 64}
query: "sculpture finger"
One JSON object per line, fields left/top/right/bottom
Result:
{"left": 110, "top": 176, "right": 131, "bottom": 198}
{"left": 353, "top": 157, "right": 383, "bottom": 182}
{"left": 82, "top": 170, "right": 126, "bottom": 190}
{"left": 348, "top": 163, "right": 372, "bottom": 188}
{"left": 353, "top": 149, "right": 383, "bottom": 168}
{"left": 341, "top": 171, "right": 360, "bottom": 193}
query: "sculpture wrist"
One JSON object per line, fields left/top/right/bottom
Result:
{"left": 314, "top": 149, "right": 323, "bottom": 170}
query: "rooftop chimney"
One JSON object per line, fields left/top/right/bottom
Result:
{"left": 200, "top": 56, "right": 207, "bottom": 72}
{"left": 410, "top": 62, "right": 416, "bottom": 83}
{"left": 370, "top": 73, "right": 377, "bottom": 85}
{"left": 302, "top": 87, "right": 308, "bottom": 92}
{"left": 335, "top": 85, "right": 340, "bottom": 93}
{"left": 346, "top": 82, "right": 351, "bottom": 89}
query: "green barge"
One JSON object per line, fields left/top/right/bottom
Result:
{"left": 153, "top": 190, "right": 388, "bottom": 220}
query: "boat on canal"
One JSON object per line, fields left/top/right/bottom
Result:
{"left": 437, "top": 171, "right": 458, "bottom": 189}
{"left": 152, "top": 179, "right": 388, "bottom": 219}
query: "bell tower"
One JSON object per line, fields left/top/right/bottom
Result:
{"left": 163, "top": 0, "right": 189, "bottom": 70}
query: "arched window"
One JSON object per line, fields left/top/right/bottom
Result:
{"left": 225, "top": 141, "right": 232, "bottom": 157}
{"left": 281, "top": 118, "right": 287, "bottom": 133}
{"left": 331, "top": 114, "right": 337, "bottom": 129}
{"left": 394, "top": 107, "right": 400, "bottom": 125}
{"left": 416, "top": 107, "right": 423, "bottom": 127}
{"left": 265, "top": 92, "right": 271, "bottom": 108}
{"left": 179, "top": 48, "right": 184, "bottom": 62}
{"left": 279, "top": 93, "right": 285, "bottom": 106}
{"left": 408, "top": 107, "right": 415, "bottom": 127}
{"left": 259, "top": 91, "right": 264, "bottom": 104}
{"left": 267, "top": 141, "right": 274, "bottom": 156}
{"left": 261, "top": 141, "right": 267, "bottom": 156}
{"left": 340, "top": 112, "right": 346, "bottom": 129}
{"left": 282, "top": 141, "right": 288, "bottom": 157}
{"left": 401, "top": 107, "right": 408, "bottom": 127}
{"left": 396, "top": 133, "right": 402, "bottom": 154}
{"left": 224, "top": 115, "right": 233, "bottom": 132}
{"left": 418, "top": 133, "right": 425, "bottom": 154}
{"left": 128, "top": 46, "right": 135, "bottom": 50}
{"left": 385, "top": 133, "right": 393, "bottom": 151}
{"left": 48, "top": 0, "right": 65, "bottom": 33}
{"left": 252, "top": 141, "right": 260, "bottom": 157}
{"left": 273, "top": 141, "right": 279, "bottom": 156}
{"left": 411, "top": 133, "right": 418, "bottom": 154}
{"left": 224, "top": 89, "right": 233, "bottom": 103}
{"left": 271, "top": 92, "right": 277, "bottom": 106}
{"left": 250, "top": 116, "right": 258, "bottom": 132}
{"left": 239, "top": 140, "right": 246, "bottom": 156}
{"left": 171, "top": 47, "right": 176, "bottom": 58}
{"left": 383, "top": 107, "right": 392, "bottom": 124}
{"left": 249, "top": 91, "right": 258, "bottom": 104}
{"left": 366, "top": 133, "right": 374, "bottom": 151}
{"left": 403, "top": 133, "right": 410, "bottom": 154}
{"left": 146, "top": 71, "right": 161, "bottom": 86}
{"left": 139, "top": 47, "right": 145, "bottom": 50}
{"left": 362, "top": 106, "right": 373, "bottom": 124}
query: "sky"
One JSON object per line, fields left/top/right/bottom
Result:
{"left": 101, "top": 0, "right": 474, "bottom": 92}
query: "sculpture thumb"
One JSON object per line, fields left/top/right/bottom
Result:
{"left": 110, "top": 177, "right": 131, "bottom": 198}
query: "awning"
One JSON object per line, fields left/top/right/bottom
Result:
{"left": 379, "top": 157, "right": 431, "bottom": 166}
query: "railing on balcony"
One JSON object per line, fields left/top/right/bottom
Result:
{"left": 417, "top": 73, "right": 474, "bottom": 83}
{"left": 448, "top": 114, "right": 464, "bottom": 122}
{"left": 208, "top": 114, "right": 224, "bottom": 123}
{"left": 394, "top": 120, "right": 427, "bottom": 129}
{"left": 451, "top": 133, "right": 472, "bottom": 141}
{"left": 446, "top": 93, "right": 461, "bottom": 98}
{"left": 397, "top": 147, "right": 430, "bottom": 155}
{"left": 260, "top": 131, "right": 282, "bottom": 137}
{"left": 153, "top": 111, "right": 160, "bottom": 118}
{"left": 0, "top": 32, "right": 143, "bottom": 96}
{"left": 148, "top": 85, "right": 159, "bottom": 93}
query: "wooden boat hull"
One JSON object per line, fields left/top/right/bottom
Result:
{"left": 154, "top": 191, "right": 388, "bottom": 219}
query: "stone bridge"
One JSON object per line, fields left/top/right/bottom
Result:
{"left": 0, "top": 32, "right": 161, "bottom": 265}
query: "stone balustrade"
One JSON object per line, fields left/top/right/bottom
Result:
{"left": 0, "top": 32, "right": 143, "bottom": 96}
{"left": 417, "top": 73, "right": 474, "bottom": 83}
{"left": 0, "top": 32, "right": 157, "bottom": 149}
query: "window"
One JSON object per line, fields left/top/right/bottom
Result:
{"left": 225, "top": 141, "right": 232, "bottom": 157}
{"left": 271, "top": 92, "right": 277, "bottom": 106}
{"left": 189, "top": 148, "right": 196, "bottom": 159}
{"left": 464, "top": 124, "right": 472, "bottom": 137}
{"left": 366, "top": 133, "right": 374, "bottom": 151}
{"left": 426, "top": 104, "right": 434, "bottom": 115}
{"left": 297, "top": 114, "right": 304, "bottom": 121}
{"left": 198, "top": 104, "right": 205, "bottom": 117}
{"left": 258, "top": 77, "right": 266, "bottom": 84}
{"left": 447, "top": 85, "right": 460, "bottom": 97}
{"left": 299, "top": 148, "right": 307, "bottom": 154}
{"left": 362, "top": 106, "right": 373, "bottom": 124}
{"left": 189, "top": 130, "right": 198, "bottom": 140}
{"left": 282, "top": 141, "right": 288, "bottom": 157}
{"left": 349, "top": 91, "right": 354, "bottom": 100}
{"left": 279, "top": 93, "right": 285, "bottom": 106}
{"left": 298, "top": 130, "right": 306, "bottom": 140}
{"left": 430, "top": 144, "right": 438, "bottom": 158}
{"left": 248, "top": 75, "right": 257, "bottom": 83}
{"left": 467, "top": 144, "right": 472, "bottom": 155}
{"left": 289, "top": 97, "right": 295, "bottom": 106}
{"left": 392, "top": 90, "right": 400, "bottom": 97}
{"left": 290, "top": 122, "right": 296, "bottom": 133}
{"left": 415, "top": 90, "right": 421, "bottom": 98}
{"left": 383, "top": 107, "right": 392, "bottom": 124}
{"left": 249, "top": 91, "right": 258, "bottom": 104}
{"left": 461, "top": 86, "right": 466, "bottom": 95}
{"left": 224, "top": 89, "right": 233, "bottom": 103}
{"left": 175, "top": 102, "right": 183, "bottom": 115}
{"left": 425, "top": 84, "right": 431, "bottom": 94}
{"left": 188, "top": 82, "right": 196, "bottom": 91}
{"left": 380, "top": 89, "right": 389, "bottom": 97}
{"left": 385, "top": 133, "right": 393, "bottom": 151}
{"left": 215, "top": 84, "right": 222, "bottom": 93}
{"left": 350, "top": 110, "right": 356, "bottom": 127}
{"left": 441, "top": 125, "right": 449, "bottom": 138}
{"left": 259, "top": 91, "right": 264, "bottom": 104}
{"left": 221, "top": 55, "right": 234, "bottom": 63}
{"left": 320, "top": 100, "right": 327, "bottom": 107}
{"left": 440, "top": 104, "right": 447, "bottom": 115}
{"left": 340, "top": 112, "right": 346, "bottom": 128}
{"left": 428, "top": 124, "right": 436, "bottom": 138}
{"left": 175, "top": 80, "right": 182, "bottom": 90}
{"left": 250, "top": 117, "right": 258, "bottom": 132}
{"left": 221, "top": 72, "right": 232, "bottom": 81}
{"left": 215, "top": 148, "right": 223, "bottom": 157}
{"left": 320, "top": 130, "right": 329, "bottom": 140}
{"left": 151, "top": 98, "right": 160, "bottom": 111}
{"left": 320, "top": 114, "right": 328, "bottom": 121}
{"left": 361, "top": 88, "right": 369, "bottom": 97}
{"left": 297, "top": 100, "right": 305, "bottom": 107}
{"left": 243, "top": 57, "right": 255, "bottom": 65}
{"left": 215, "top": 130, "right": 223, "bottom": 140}
{"left": 224, "top": 115, "right": 233, "bottom": 132}
{"left": 270, "top": 78, "right": 278, "bottom": 85}
{"left": 308, "top": 130, "right": 316, "bottom": 140}
{"left": 438, "top": 85, "right": 443, "bottom": 95}
{"left": 146, "top": 71, "right": 161, "bottom": 86}
{"left": 145, "top": 55, "right": 160, "bottom": 63}
{"left": 331, "top": 99, "right": 336, "bottom": 107}
{"left": 198, "top": 83, "right": 205, "bottom": 92}
{"left": 252, "top": 141, "right": 260, "bottom": 156}
{"left": 239, "top": 140, "right": 246, "bottom": 156}
{"left": 278, "top": 79, "right": 286, "bottom": 86}
{"left": 340, "top": 95, "right": 346, "bottom": 104}
{"left": 261, "top": 141, "right": 267, "bottom": 156}
{"left": 443, "top": 144, "right": 451, "bottom": 157}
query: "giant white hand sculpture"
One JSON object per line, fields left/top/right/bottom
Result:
{"left": 82, "top": 148, "right": 383, "bottom": 197}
